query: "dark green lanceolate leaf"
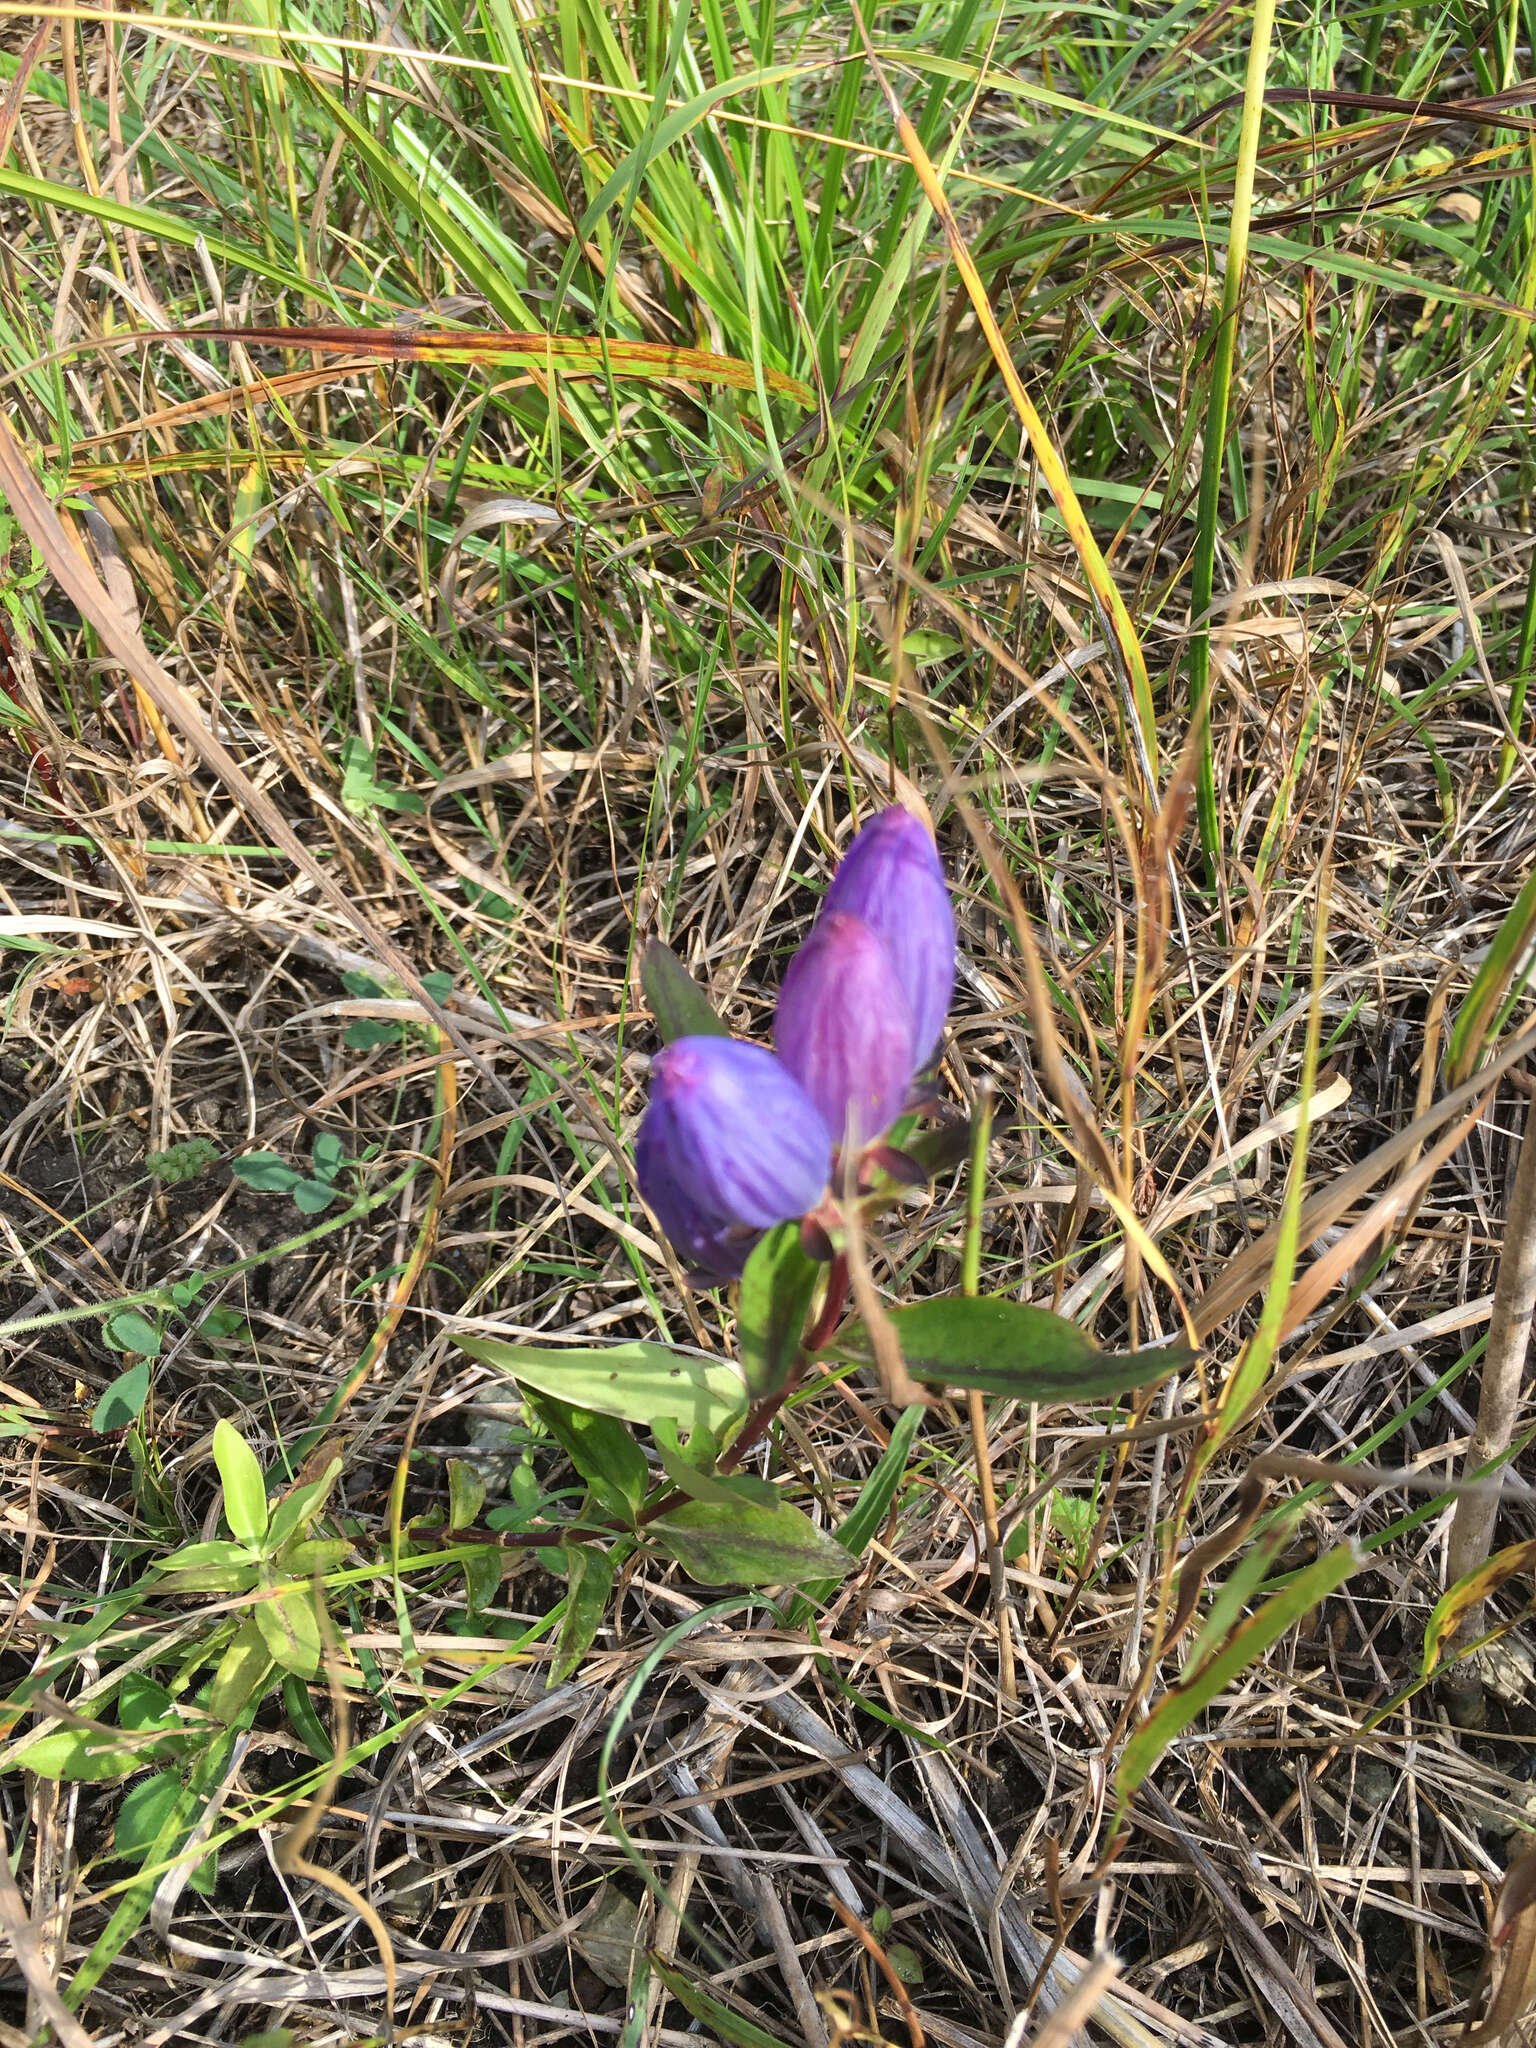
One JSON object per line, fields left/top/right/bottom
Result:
{"left": 528, "top": 1391, "right": 650, "bottom": 1524}
{"left": 640, "top": 938, "right": 729, "bottom": 1043}
{"left": 651, "top": 1498, "right": 854, "bottom": 1588}
{"left": 554, "top": 1542, "right": 615, "bottom": 1681}
{"left": 738, "top": 1222, "right": 820, "bottom": 1398}
{"left": 841, "top": 1296, "right": 1192, "bottom": 1404}
{"left": 93, "top": 1359, "right": 151, "bottom": 1432}
{"left": 456, "top": 1336, "right": 746, "bottom": 1435}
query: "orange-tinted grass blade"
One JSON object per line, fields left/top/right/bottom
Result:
{"left": 174, "top": 326, "right": 813, "bottom": 403}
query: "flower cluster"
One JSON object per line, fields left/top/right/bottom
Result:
{"left": 636, "top": 806, "right": 956, "bottom": 1278}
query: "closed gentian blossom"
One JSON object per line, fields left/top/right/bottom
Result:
{"left": 635, "top": 1037, "right": 832, "bottom": 1278}
{"left": 774, "top": 910, "right": 916, "bottom": 1150}
{"left": 636, "top": 808, "right": 957, "bottom": 1277}
{"left": 822, "top": 805, "right": 955, "bottom": 1065}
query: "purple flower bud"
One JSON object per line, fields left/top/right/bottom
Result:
{"left": 823, "top": 806, "right": 955, "bottom": 1064}
{"left": 635, "top": 1037, "right": 832, "bottom": 1277}
{"left": 774, "top": 911, "right": 916, "bottom": 1149}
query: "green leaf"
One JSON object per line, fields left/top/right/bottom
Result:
{"left": 738, "top": 1222, "right": 820, "bottom": 1399}
{"left": 281, "top": 1674, "right": 333, "bottom": 1761}
{"left": 309, "top": 1131, "right": 347, "bottom": 1183}
{"left": 340, "top": 735, "right": 424, "bottom": 815}
{"left": 230, "top": 1151, "right": 302, "bottom": 1192}
{"left": 206, "top": 1620, "right": 274, "bottom": 1724}
{"left": 651, "top": 1417, "right": 777, "bottom": 1507}
{"left": 457, "top": 1336, "right": 746, "bottom": 1435}
{"left": 113, "top": 1770, "right": 181, "bottom": 1860}
{"left": 92, "top": 1359, "right": 151, "bottom": 1431}
{"left": 213, "top": 1420, "right": 268, "bottom": 1547}
{"left": 14, "top": 1728, "right": 143, "bottom": 1781}
{"left": 280, "top": 1539, "right": 352, "bottom": 1574}
{"left": 446, "top": 1458, "right": 487, "bottom": 1531}
{"left": 117, "top": 1676, "right": 176, "bottom": 1732}
{"left": 463, "top": 1544, "right": 503, "bottom": 1621}
{"left": 649, "top": 1959, "right": 794, "bottom": 2048}
{"left": 1448, "top": 866, "right": 1536, "bottom": 1084}
{"left": 146, "top": 1138, "right": 220, "bottom": 1185}
{"left": 528, "top": 1392, "right": 650, "bottom": 1523}
{"left": 255, "top": 1589, "right": 323, "bottom": 1677}
{"left": 155, "top": 1539, "right": 257, "bottom": 1575}
{"left": 340, "top": 970, "right": 387, "bottom": 999}
{"left": 640, "top": 937, "right": 729, "bottom": 1042}
{"left": 266, "top": 1460, "right": 343, "bottom": 1553}
{"left": 651, "top": 1497, "right": 854, "bottom": 1588}
{"left": 199, "top": 1304, "right": 246, "bottom": 1341}
{"left": 843, "top": 1297, "right": 1192, "bottom": 1403}
{"left": 290, "top": 1178, "right": 338, "bottom": 1214}
{"left": 1116, "top": 1540, "right": 1363, "bottom": 1807}
{"left": 554, "top": 1542, "right": 615, "bottom": 1681}
{"left": 102, "top": 1311, "right": 162, "bottom": 1359}
{"left": 346, "top": 1018, "right": 402, "bottom": 1050}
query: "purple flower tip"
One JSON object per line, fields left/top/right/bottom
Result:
{"left": 823, "top": 806, "right": 955, "bottom": 1065}
{"left": 775, "top": 910, "right": 916, "bottom": 1150}
{"left": 635, "top": 1037, "right": 831, "bottom": 1278}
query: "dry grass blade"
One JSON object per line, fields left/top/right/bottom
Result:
{"left": 0, "top": 413, "right": 504, "bottom": 1101}
{"left": 0, "top": 1813, "right": 95, "bottom": 2048}
{"left": 1193, "top": 1017, "right": 1536, "bottom": 1338}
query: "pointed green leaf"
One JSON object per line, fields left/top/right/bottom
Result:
{"left": 213, "top": 1420, "right": 268, "bottom": 1547}
{"left": 554, "top": 1542, "right": 615, "bottom": 1681}
{"left": 267, "top": 1460, "right": 342, "bottom": 1554}
{"left": 652, "top": 1417, "right": 777, "bottom": 1507}
{"left": 640, "top": 938, "right": 729, "bottom": 1042}
{"left": 652, "top": 1497, "right": 854, "bottom": 1588}
{"left": 738, "top": 1222, "right": 820, "bottom": 1398}
{"left": 1116, "top": 1540, "right": 1363, "bottom": 1806}
{"left": 527, "top": 1391, "right": 650, "bottom": 1523}
{"left": 838, "top": 1297, "right": 1191, "bottom": 1403}
{"left": 456, "top": 1336, "right": 746, "bottom": 1434}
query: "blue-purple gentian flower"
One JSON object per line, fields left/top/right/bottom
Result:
{"left": 636, "top": 806, "right": 955, "bottom": 1278}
